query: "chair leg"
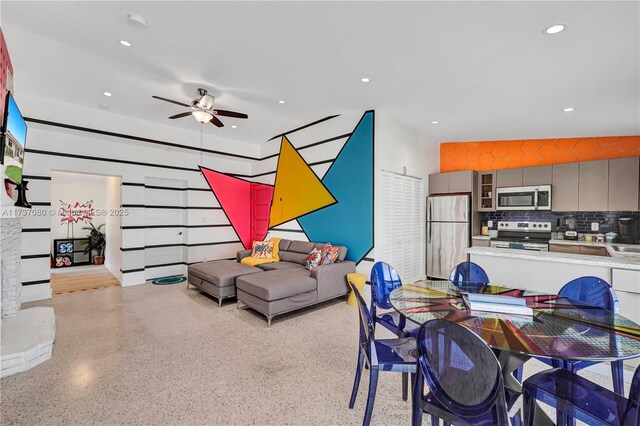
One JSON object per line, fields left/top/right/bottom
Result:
{"left": 514, "top": 366, "right": 523, "bottom": 383}
{"left": 349, "top": 351, "right": 364, "bottom": 409}
{"left": 523, "top": 390, "right": 534, "bottom": 426}
{"left": 430, "top": 415, "right": 438, "bottom": 426}
{"left": 402, "top": 372, "right": 408, "bottom": 401}
{"left": 363, "top": 367, "right": 379, "bottom": 426}
{"left": 611, "top": 360, "right": 624, "bottom": 396}
{"left": 411, "top": 371, "right": 423, "bottom": 426}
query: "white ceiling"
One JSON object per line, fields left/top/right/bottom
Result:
{"left": 2, "top": 1, "right": 639, "bottom": 146}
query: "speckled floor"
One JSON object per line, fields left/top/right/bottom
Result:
{"left": 1, "top": 283, "right": 621, "bottom": 425}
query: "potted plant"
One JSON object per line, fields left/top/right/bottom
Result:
{"left": 82, "top": 222, "right": 106, "bottom": 265}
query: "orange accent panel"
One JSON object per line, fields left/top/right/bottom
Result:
{"left": 440, "top": 136, "right": 640, "bottom": 172}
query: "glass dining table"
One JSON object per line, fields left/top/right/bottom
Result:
{"left": 389, "top": 280, "right": 640, "bottom": 423}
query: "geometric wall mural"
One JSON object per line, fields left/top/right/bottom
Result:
{"left": 200, "top": 110, "right": 375, "bottom": 264}
{"left": 269, "top": 136, "right": 336, "bottom": 228}
{"left": 298, "top": 111, "right": 374, "bottom": 263}
{"left": 200, "top": 167, "right": 273, "bottom": 249}
{"left": 440, "top": 135, "right": 640, "bottom": 173}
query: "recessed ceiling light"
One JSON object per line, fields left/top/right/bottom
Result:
{"left": 119, "top": 40, "right": 132, "bottom": 47}
{"left": 544, "top": 24, "right": 567, "bottom": 35}
{"left": 360, "top": 77, "right": 371, "bottom": 83}
{"left": 231, "top": 125, "right": 237, "bottom": 129}
{"left": 103, "top": 91, "right": 112, "bottom": 97}
{"left": 431, "top": 121, "right": 439, "bottom": 124}
{"left": 278, "top": 100, "right": 285, "bottom": 104}
{"left": 562, "top": 107, "right": 575, "bottom": 112}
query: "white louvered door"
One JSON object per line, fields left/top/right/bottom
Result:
{"left": 378, "top": 171, "right": 424, "bottom": 283}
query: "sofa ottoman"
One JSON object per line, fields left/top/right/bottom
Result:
{"left": 188, "top": 260, "right": 262, "bottom": 306}
{"left": 236, "top": 269, "right": 318, "bottom": 326}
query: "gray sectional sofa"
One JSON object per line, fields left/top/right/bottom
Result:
{"left": 187, "top": 239, "right": 356, "bottom": 326}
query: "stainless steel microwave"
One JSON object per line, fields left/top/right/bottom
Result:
{"left": 496, "top": 185, "right": 551, "bottom": 211}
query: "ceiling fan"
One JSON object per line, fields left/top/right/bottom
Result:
{"left": 152, "top": 88, "right": 248, "bottom": 127}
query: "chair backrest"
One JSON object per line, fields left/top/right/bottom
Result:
{"left": 349, "top": 281, "right": 375, "bottom": 365}
{"left": 416, "top": 319, "right": 508, "bottom": 422}
{"left": 559, "top": 276, "right": 617, "bottom": 312}
{"left": 370, "top": 261, "right": 402, "bottom": 310}
{"left": 449, "top": 261, "right": 490, "bottom": 287}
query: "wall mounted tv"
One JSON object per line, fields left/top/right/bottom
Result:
{"left": 1, "top": 92, "right": 27, "bottom": 184}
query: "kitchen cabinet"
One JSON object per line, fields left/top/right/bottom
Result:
{"left": 578, "top": 160, "right": 609, "bottom": 211}
{"left": 552, "top": 162, "right": 579, "bottom": 211}
{"left": 449, "top": 170, "right": 475, "bottom": 193}
{"left": 608, "top": 157, "right": 639, "bottom": 211}
{"left": 522, "top": 166, "right": 552, "bottom": 186}
{"left": 471, "top": 238, "right": 491, "bottom": 247}
{"left": 496, "top": 168, "right": 523, "bottom": 188}
{"left": 549, "top": 243, "right": 608, "bottom": 256}
{"left": 428, "top": 173, "right": 449, "bottom": 194}
{"left": 478, "top": 171, "right": 496, "bottom": 211}
{"left": 428, "top": 171, "right": 475, "bottom": 195}
{"left": 549, "top": 243, "right": 580, "bottom": 254}
{"left": 578, "top": 246, "right": 608, "bottom": 257}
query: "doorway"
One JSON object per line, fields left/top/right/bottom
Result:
{"left": 50, "top": 171, "right": 122, "bottom": 294}
{"left": 144, "top": 177, "right": 187, "bottom": 281}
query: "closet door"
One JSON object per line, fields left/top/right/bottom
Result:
{"left": 378, "top": 171, "right": 424, "bottom": 284}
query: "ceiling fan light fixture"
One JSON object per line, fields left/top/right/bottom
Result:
{"left": 199, "top": 94, "right": 215, "bottom": 110}
{"left": 192, "top": 110, "right": 213, "bottom": 123}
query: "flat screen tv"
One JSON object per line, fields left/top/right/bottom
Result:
{"left": 1, "top": 92, "right": 27, "bottom": 184}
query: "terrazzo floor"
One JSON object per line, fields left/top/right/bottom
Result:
{"left": 1, "top": 282, "right": 622, "bottom": 425}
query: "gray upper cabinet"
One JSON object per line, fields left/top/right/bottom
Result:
{"left": 578, "top": 160, "right": 609, "bottom": 211}
{"left": 496, "top": 168, "right": 523, "bottom": 188}
{"left": 429, "top": 171, "right": 475, "bottom": 195}
{"left": 552, "top": 162, "right": 579, "bottom": 211}
{"left": 428, "top": 173, "right": 449, "bottom": 194}
{"left": 608, "top": 157, "right": 639, "bottom": 211}
{"left": 449, "top": 170, "right": 475, "bottom": 193}
{"left": 523, "top": 166, "right": 553, "bottom": 186}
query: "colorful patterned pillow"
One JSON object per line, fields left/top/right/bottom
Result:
{"left": 251, "top": 241, "right": 274, "bottom": 259}
{"left": 320, "top": 243, "right": 340, "bottom": 265}
{"left": 305, "top": 248, "right": 323, "bottom": 270}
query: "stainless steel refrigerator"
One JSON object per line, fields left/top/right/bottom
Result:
{"left": 426, "top": 195, "right": 471, "bottom": 279}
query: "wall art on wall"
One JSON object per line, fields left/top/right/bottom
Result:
{"left": 269, "top": 136, "right": 336, "bottom": 228}
{"left": 297, "top": 111, "right": 374, "bottom": 263}
{"left": 200, "top": 167, "right": 274, "bottom": 249}
{"left": 440, "top": 136, "right": 640, "bottom": 173}
{"left": 58, "top": 200, "right": 95, "bottom": 237}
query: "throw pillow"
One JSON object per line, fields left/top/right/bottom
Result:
{"left": 251, "top": 241, "right": 274, "bottom": 259}
{"left": 269, "top": 237, "right": 281, "bottom": 261}
{"left": 320, "top": 243, "right": 340, "bottom": 265}
{"left": 305, "top": 248, "right": 323, "bottom": 270}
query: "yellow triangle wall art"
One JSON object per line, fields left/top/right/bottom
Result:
{"left": 269, "top": 136, "right": 336, "bottom": 228}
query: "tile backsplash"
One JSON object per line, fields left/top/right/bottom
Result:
{"left": 481, "top": 211, "right": 640, "bottom": 234}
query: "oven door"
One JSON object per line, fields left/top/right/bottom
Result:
{"left": 496, "top": 187, "right": 537, "bottom": 210}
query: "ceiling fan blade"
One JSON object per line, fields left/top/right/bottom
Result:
{"left": 168, "top": 112, "right": 192, "bottom": 119}
{"left": 209, "top": 115, "right": 224, "bottom": 127}
{"left": 213, "top": 109, "right": 248, "bottom": 119}
{"left": 152, "top": 95, "right": 191, "bottom": 108}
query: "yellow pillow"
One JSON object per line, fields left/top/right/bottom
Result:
{"left": 241, "top": 257, "right": 277, "bottom": 266}
{"left": 269, "top": 237, "right": 281, "bottom": 261}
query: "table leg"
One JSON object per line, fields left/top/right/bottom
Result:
{"left": 495, "top": 351, "right": 554, "bottom": 426}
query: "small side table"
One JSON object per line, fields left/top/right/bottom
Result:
{"left": 346, "top": 273, "right": 367, "bottom": 307}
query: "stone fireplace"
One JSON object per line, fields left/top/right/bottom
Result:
{"left": 1, "top": 208, "right": 55, "bottom": 378}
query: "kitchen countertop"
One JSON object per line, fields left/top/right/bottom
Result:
{"left": 466, "top": 246, "right": 640, "bottom": 271}
{"left": 472, "top": 235, "right": 493, "bottom": 240}
{"left": 549, "top": 239, "right": 640, "bottom": 258}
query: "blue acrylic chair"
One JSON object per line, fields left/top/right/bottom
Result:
{"left": 538, "top": 277, "right": 624, "bottom": 396}
{"left": 523, "top": 365, "right": 640, "bottom": 426}
{"left": 369, "top": 261, "right": 418, "bottom": 337}
{"left": 369, "top": 262, "right": 419, "bottom": 401}
{"left": 348, "top": 281, "right": 417, "bottom": 426}
{"left": 449, "top": 261, "right": 490, "bottom": 287}
{"left": 412, "top": 319, "right": 510, "bottom": 426}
